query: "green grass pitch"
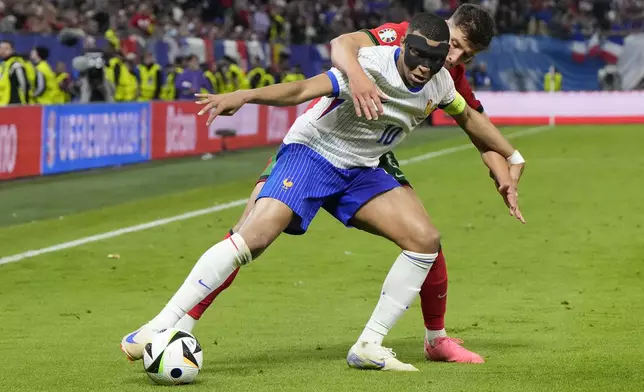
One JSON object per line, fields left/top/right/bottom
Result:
{"left": 0, "top": 124, "right": 643, "bottom": 391}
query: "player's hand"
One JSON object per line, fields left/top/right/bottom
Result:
{"left": 508, "top": 161, "right": 525, "bottom": 223}
{"left": 497, "top": 181, "right": 526, "bottom": 224}
{"left": 195, "top": 92, "right": 248, "bottom": 125}
{"left": 490, "top": 159, "right": 526, "bottom": 224}
{"left": 348, "top": 71, "right": 388, "bottom": 120}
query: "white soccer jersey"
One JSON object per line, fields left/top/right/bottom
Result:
{"left": 283, "top": 45, "right": 460, "bottom": 168}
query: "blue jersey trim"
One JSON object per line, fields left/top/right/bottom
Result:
{"left": 326, "top": 70, "right": 340, "bottom": 97}
{"left": 318, "top": 98, "right": 345, "bottom": 119}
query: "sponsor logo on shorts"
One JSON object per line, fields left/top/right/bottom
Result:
{"left": 386, "top": 154, "right": 399, "bottom": 169}
{"left": 282, "top": 178, "right": 294, "bottom": 190}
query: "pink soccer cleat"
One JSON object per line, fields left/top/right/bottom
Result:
{"left": 424, "top": 337, "right": 485, "bottom": 363}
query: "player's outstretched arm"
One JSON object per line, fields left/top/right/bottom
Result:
{"left": 196, "top": 74, "right": 334, "bottom": 125}
{"left": 331, "top": 32, "right": 387, "bottom": 120}
{"left": 243, "top": 73, "right": 334, "bottom": 106}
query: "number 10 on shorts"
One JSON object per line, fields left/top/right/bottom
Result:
{"left": 377, "top": 125, "right": 403, "bottom": 145}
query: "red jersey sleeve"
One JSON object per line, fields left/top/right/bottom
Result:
{"left": 366, "top": 22, "right": 409, "bottom": 47}
{"left": 449, "top": 65, "right": 484, "bottom": 113}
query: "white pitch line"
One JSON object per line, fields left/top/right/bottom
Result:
{"left": 0, "top": 125, "right": 551, "bottom": 266}
{"left": 400, "top": 124, "right": 550, "bottom": 164}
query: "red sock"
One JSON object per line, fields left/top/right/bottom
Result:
{"left": 419, "top": 248, "right": 448, "bottom": 331}
{"left": 187, "top": 230, "right": 241, "bottom": 320}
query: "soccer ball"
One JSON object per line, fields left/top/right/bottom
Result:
{"left": 142, "top": 328, "right": 203, "bottom": 385}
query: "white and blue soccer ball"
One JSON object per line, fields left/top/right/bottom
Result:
{"left": 143, "top": 328, "right": 203, "bottom": 385}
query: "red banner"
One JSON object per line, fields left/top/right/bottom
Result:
{"left": 206, "top": 103, "right": 267, "bottom": 151}
{"left": 263, "top": 105, "right": 298, "bottom": 144}
{"left": 151, "top": 101, "right": 220, "bottom": 159}
{"left": 0, "top": 106, "right": 42, "bottom": 180}
{"left": 151, "top": 101, "right": 299, "bottom": 159}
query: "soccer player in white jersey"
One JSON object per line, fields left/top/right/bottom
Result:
{"left": 176, "top": 5, "right": 518, "bottom": 365}
{"left": 121, "top": 13, "right": 525, "bottom": 371}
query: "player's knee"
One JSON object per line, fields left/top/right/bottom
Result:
{"left": 239, "top": 231, "right": 272, "bottom": 259}
{"left": 238, "top": 223, "right": 284, "bottom": 259}
{"left": 401, "top": 223, "right": 440, "bottom": 254}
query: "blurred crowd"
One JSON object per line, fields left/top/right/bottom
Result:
{"left": 0, "top": 36, "right": 306, "bottom": 105}
{"left": 491, "top": 0, "right": 644, "bottom": 39}
{"left": 0, "top": 1, "right": 641, "bottom": 44}
{"left": 0, "top": 0, "right": 642, "bottom": 105}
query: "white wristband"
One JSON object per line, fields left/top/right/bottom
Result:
{"left": 507, "top": 150, "right": 525, "bottom": 165}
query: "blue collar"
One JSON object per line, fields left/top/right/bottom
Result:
{"left": 394, "top": 47, "right": 423, "bottom": 93}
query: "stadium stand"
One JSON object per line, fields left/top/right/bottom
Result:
{"left": 0, "top": 0, "right": 641, "bottom": 104}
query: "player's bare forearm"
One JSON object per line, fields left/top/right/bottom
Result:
{"left": 196, "top": 74, "right": 334, "bottom": 124}
{"left": 453, "top": 106, "right": 516, "bottom": 158}
{"left": 330, "top": 32, "right": 375, "bottom": 77}
{"left": 481, "top": 150, "right": 511, "bottom": 185}
{"left": 245, "top": 74, "right": 333, "bottom": 106}
{"left": 466, "top": 132, "right": 510, "bottom": 184}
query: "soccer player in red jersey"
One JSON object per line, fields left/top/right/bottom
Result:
{"left": 177, "top": 5, "right": 524, "bottom": 364}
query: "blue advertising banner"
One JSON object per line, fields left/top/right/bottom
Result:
{"left": 41, "top": 103, "right": 151, "bottom": 175}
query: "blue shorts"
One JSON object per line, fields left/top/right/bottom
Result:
{"left": 257, "top": 143, "right": 400, "bottom": 235}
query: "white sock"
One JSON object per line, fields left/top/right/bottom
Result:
{"left": 175, "top": 314, "right": 198, "bottom": 333}
{"left": 148, "top": 233, "right": 252, "bottom": 330}
{"left": 358, "top": 250, "right": 437, "bottom": 345}
{"left": 426, "top": 328, "right": 447, "bottom": 343}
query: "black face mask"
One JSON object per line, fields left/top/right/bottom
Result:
{"left": 403, "top": 34, "right": 449, "bottom": 76}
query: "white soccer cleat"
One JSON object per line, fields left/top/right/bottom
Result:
{"left": 346, "top": 341, "right": 419, "bottom": 372}
{"left": 120, "top": 325, "right": 158, "bottom": 361}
